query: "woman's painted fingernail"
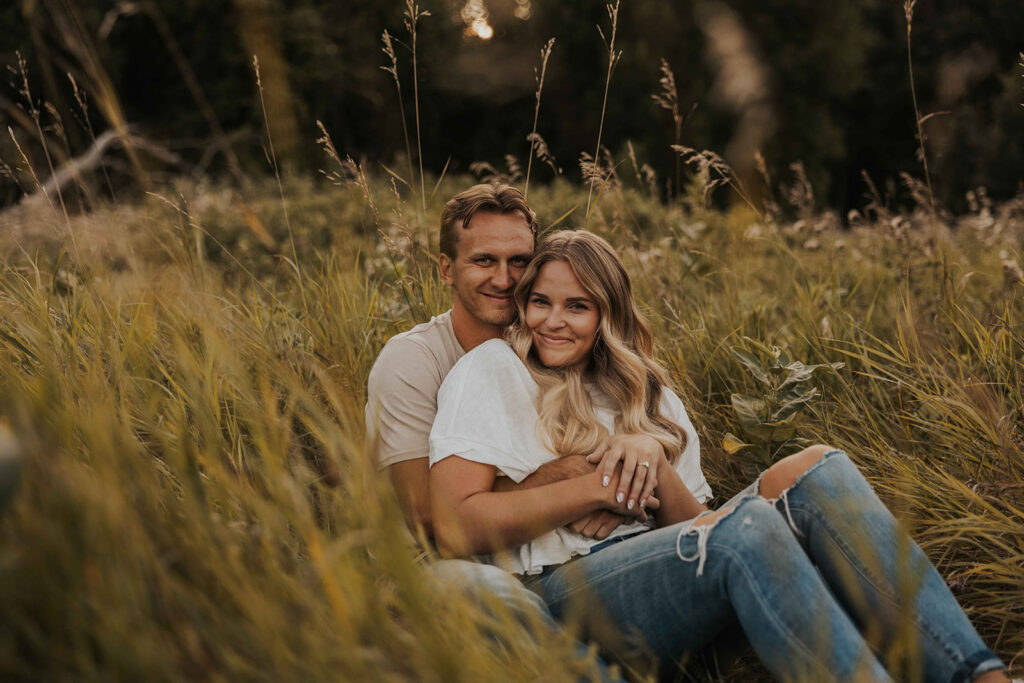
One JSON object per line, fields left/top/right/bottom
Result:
{"left": 602, "top": 475, "right": 610, "bottom": 487}
{"left": 616, "top": 492, "right": 624, "bottom": 503}
{"left": 627, "top": 499, "right": 635, "bottom": 510}
{"left": 640, "top": 498, "right": 646, "bottom": 508}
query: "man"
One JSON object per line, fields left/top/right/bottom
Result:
{"left": 366, "top": 183, "right": 638, "bottom": 542}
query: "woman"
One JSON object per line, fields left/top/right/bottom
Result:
{"left": 428, "top": 230, "right": 1007, "bottom": 682}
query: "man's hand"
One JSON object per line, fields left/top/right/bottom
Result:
{"left": 568, "top": 510, "right": 626, "bottom": 540}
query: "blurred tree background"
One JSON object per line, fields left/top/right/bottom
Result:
{"left": 1, "top": 0, "right": 1022, "bottom": 214}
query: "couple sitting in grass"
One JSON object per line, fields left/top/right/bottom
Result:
{"left": 365, "top": 183, "right": 1007, "bottom": 682}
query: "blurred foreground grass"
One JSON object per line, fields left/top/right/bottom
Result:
{"left": 0, "top": 175, "right": 1022, "bottom": 680}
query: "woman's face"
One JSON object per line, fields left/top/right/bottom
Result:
{"left": 525, "top": 260, "right": 600, "bottom": 371}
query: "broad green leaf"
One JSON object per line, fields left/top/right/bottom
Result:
{"left": 731, "top": 394, "right": 765, "bottom": 430}
{"left": 772, "top": 388, "right": 818, "bottom": 421}
{"left": 732, "top": 348, "right": 771, "bottom": 386}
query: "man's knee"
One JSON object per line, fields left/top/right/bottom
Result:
{"left": 430, "top": 560, "right": 547, "bottom": 613}
{"left": 758, "top": 444, "right": 831, "bottom": 500}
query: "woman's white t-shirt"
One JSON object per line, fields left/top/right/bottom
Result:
{"left": 429, "top": 339, "right": 713, "bottom": 575}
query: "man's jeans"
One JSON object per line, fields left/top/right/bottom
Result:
{"left": 430, "top": 558, "right": 624, "bottom": 682}
{"left": 522, "top": 450, "right": 1005, "bottom": 682}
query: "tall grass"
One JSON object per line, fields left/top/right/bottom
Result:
{"left": 0, "top": 174, "right": 1022, "bottom": 679}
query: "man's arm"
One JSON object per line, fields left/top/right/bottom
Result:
{"left": 388, "top": 458, "right": 433, "bottom": 539}
{"left": 366, "top": 336, "right": 445, "bottom": 539}
{"left": 492, "top": 455, "right": 594, "bottom": 491}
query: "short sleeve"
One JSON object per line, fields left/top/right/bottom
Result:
{"left": 661, "top": 388, "right": 713, "bottom": 503}
{"left": 365, "top": 337, "right": 444, "bottom": 469}
{"left": 429, "top": 341, "right": 543, "bottom": 483}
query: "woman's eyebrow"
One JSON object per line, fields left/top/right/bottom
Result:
{"left": 566, "top": 296, "right": 593, "bottom": 304}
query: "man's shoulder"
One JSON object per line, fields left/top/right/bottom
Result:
{"left": 376, "top": 311, "right": 454, "bottom": 359}
{"left": 368, "top": 311, "right": 461, "bottom": 388}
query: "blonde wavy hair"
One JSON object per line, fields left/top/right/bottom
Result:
{"left": 506, "top": 230, "right": 687, "bottom": 463}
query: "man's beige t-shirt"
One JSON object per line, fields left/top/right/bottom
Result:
{"left": 365, "top": 310, "right": 466, "bottom": 469}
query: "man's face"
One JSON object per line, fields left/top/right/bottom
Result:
{"left": 439, "top": 211, "right": 534, "bottom": 330}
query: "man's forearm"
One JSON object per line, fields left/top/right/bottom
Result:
{"left": 388, "top": 459, "right": 434, "bottom": 538}
{"left": 493, "top": 455, "right": 594, "bottom": 492}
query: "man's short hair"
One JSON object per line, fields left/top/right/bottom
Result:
{"left": 439, "top": 183, "right": 538, "bottom": 259}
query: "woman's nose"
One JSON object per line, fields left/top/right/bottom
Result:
{"left": 546, "top": 307, "right": 566, "bottom": 328}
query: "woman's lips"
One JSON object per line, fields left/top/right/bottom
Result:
{"left": 539, "top": 333, "right": 572, "bottom": 345}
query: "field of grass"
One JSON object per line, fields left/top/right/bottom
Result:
{"left": 0, "top": 170, "right": 1022, "bottom": 680}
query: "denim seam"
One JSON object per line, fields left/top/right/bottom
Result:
{"left": 785, "top": 500, "right": 965, "bottom": 668}
{"left": 707, "top": 539, "right": 850, "bottom": 682}
{"left": 781, "top": 451, "right": 968, "bottom": 668}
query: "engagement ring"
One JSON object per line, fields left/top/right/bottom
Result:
{"left": 639, "top": 461, "right": 650, "bottom": 468}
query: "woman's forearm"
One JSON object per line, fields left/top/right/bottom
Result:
{"left": 652, "top": 465, "right": 708, "bottom": 527}
{"left": 432, "top": 468, "right": 606, "bottom": 557}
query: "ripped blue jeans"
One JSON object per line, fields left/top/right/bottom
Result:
{"left": 522, "top": 450, "right": 1005, "bottom": 682}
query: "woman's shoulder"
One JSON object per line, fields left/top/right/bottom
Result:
{"left": 443, "top": 339, "right": 527, "bottom": 387}
{"left": 453, "top": 338, "right": 521, "bottom": 371}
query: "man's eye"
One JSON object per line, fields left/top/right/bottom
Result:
{"left": 475, "top": 257, "right": 492, "bottom": 265}
{"left": 511, "top": 257, "right": 528, "bottom": 267}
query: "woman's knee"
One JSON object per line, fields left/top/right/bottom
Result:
{"left": 758, "top": 444, "right": 832, "bottom": 500}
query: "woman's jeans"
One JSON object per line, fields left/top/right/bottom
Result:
{"left": 522, "top": 450, "right": 1005, "bottom": 682}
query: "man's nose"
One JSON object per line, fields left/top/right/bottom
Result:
{"left": 492, "top": 262, "right": 513, "bottom": 289}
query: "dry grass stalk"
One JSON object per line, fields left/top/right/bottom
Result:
{"left": 672, "top": 144, "right": 762, "bottom": 220}
{"left": 524, "top": 38, "right": 556, "bottom": 198}
{"left": 652, "top": 58, "right": 695, "bottom": 196}
{"left": 903, "top": 0, "right": 937, "bottom": 220}
{"left": 403, "top": 0, "right": 431, "bottom": 212}
{"left": 526, "top": 132, "right": 559, "bottom": 177}
{"left": 380, "top": 30, "right": 415, "bottom": 194}
{"left": 585, "top": 1, "right": 622, "bottom": 220}
{"left": 253, "top": 56, "right": 306, "bottom": 312}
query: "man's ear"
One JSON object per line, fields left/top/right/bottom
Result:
{"left": 438, "top": 253, "right": 454, "bottom": 286}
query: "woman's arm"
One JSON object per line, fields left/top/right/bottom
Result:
{"left": 651, "top": 463, "right": 708, "bottom": 527}
{"left": 430, "top": 455, "right": 640, "bottom": 558}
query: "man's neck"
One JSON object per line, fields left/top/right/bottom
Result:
{"left": 450, "top": 304, "right": 504, "bottom": 351}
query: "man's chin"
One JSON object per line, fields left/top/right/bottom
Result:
{"left": 479, "top": 308, "right": 516, "bottom": 327}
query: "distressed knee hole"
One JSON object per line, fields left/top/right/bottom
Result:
{"left": 689, "top": 505, "right": 736, "bottom": 530}
{"left": 676, "top": 505, "right": 742, "bottom": 576}
{"left": 758, "top": 444, "right": 831, "bottom": 500}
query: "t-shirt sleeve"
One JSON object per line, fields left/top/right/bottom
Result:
{"left": 429, "top": 342, "right": 541, "bottom": 483}
{"left": 661, "top": 388, "right": 714, "bottom": 503}
{"left": 365, "top": 337, "right": 444, "bottom": 470}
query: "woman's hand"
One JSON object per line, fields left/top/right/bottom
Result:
{"left": 586, "top": 434, "right": 667, "bottom": 514}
